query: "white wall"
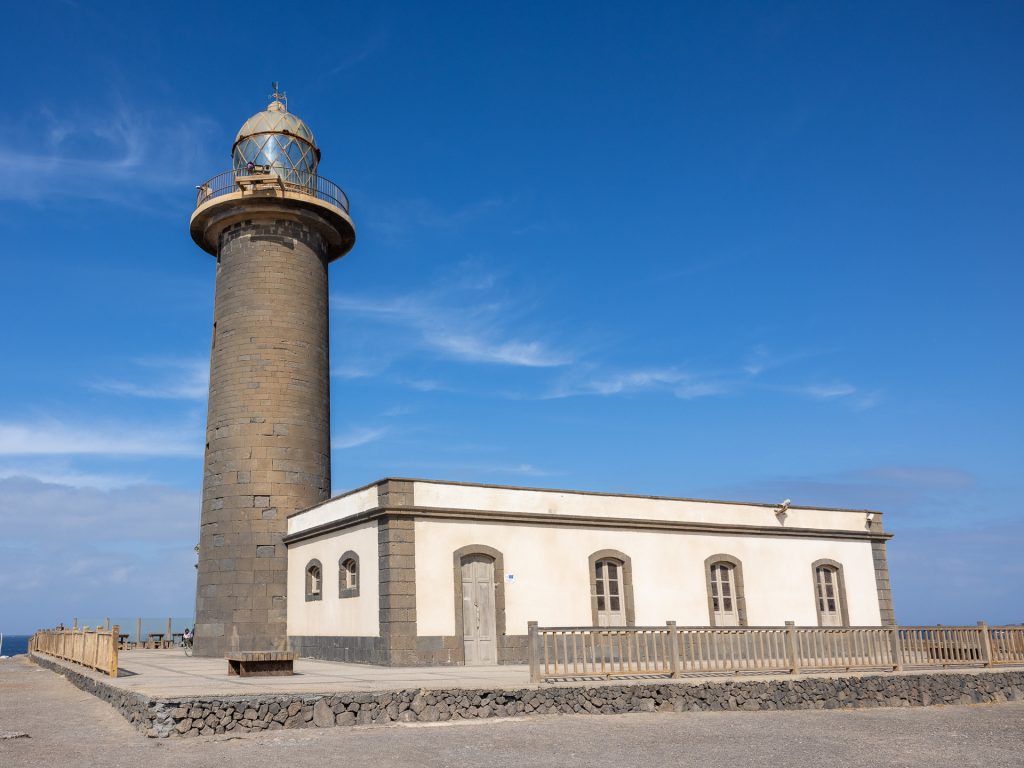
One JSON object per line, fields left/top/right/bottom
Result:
{"left": 288, "top": 484, "right": 378, "bottom": 535}
{"left": 414, "top": 519, "right": 882, "bottom": 636}
{"left": 287, "top": 521, "right": 379, "bottom": 637}
{"left": 412, "top": 481, "right": 873, "bottom": 533}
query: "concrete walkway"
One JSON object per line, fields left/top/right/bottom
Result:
{"left": 43, "top": 648, "right": 1024, "bottom": 699}
{"left": 4, "top": 656, "right": 1024, "bottom": 768}
{"left": 110, "top": 648, "right": 531, "bottom": 696}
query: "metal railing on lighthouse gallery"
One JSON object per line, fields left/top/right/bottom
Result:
{"left": 194, "top": 168, "right": 350, "bottom": 212}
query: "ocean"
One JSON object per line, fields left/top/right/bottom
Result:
{"left": 1, "top": 634, "right": 30, "bottom": 656}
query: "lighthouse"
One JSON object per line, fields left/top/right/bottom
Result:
{"left": 189, "top": 86, "right": 355, "bottom": 656}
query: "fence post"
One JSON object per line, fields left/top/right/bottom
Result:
{"left": 785, "top": 621, "right": 800, "bottom": 675}
{"left": 528, "top": 621, "right": 541, "bottom": 684}
{"left": 977, "top": 621, "right": 993, "bottom": 668}
{"left": 110, "top": 624, "right": 120, "bottom": 678}
{"left": 166, "top": 617, "right": 173, "bottom": 647}
{"left": 889, "top": 625, "right": 903, "bottom": 672}
{"left": 667, "top": 621, "right": 680, "bottom": 679}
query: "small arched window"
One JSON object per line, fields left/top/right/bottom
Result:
{"left": 704, "top": 554, "right": 747, "bottom": 627}
{"left": 338, "top": 551, "right": 360, "bottom": 598}
{"left": 305, "top": 559, "right": 322, "bottom": 602}
{"left": 812, "top": 560, "right": 849, "bottom": 626}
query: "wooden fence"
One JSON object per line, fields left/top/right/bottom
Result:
{"left": 528, "top": 621, "right": 1024, "bottom": 683}
{"left": 30, "top": 625, "right": 119, "bottom": 678}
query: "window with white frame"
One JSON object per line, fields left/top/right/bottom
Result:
{"left": 338, "top": 552, "right": 359, "bottom": 598}
{"left": 305, "top": 560, "right": 322, "bottom": 602}
{"left": 342, "top": 559, "right": 357, "bottom": 589}
{"left": 814, "top": 563, "right": 844, "bottom": 626}
{"left": 704, "top": 554, "right": 747, "bottom": 627}
{"left": 594, "top": 558, "right": 626, "bottom": 626}
{"left": 709, "top": 561, "right": 740, "bottom": 626}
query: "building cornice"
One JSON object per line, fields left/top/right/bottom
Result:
{"left": 283, "top": 504, "right": 893, "bottom": 546}
{"left": 286, "top": 476, "right": 884, "bottom": 520}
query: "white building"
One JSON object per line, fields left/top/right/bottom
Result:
{"left": 285, "top": 478, "right": 894, "bottom": 666}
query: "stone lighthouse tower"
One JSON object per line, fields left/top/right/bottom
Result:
{"left": 189, "top": 86, "right": 355, "bottom": 656}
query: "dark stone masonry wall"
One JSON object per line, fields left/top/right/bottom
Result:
{"left": 30, "top": 653, "right": 1024, "bottom": 740}
{"left": 195, "top": 216, "right": 332, "bottom": 658}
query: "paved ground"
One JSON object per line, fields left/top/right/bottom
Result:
{"left": 3, "top": 657, "right": 1023, "bottom": 768}
{"left": 105, "top": 648, "right": 530, "bottom": 696}
{"left": 49, "top": 647, "right": 1014, "bottom": 698}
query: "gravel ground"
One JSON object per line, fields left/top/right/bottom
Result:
{"left": 2, "top": 656, "right": 1023, "bottom": 768}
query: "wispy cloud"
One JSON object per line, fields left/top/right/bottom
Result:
{"left": 333, "top": 426, "right": 387, "bottom": 450}
{"left": 318, "top": 26, "right": 391, "bottom": 79}
{"left": 868, "top": 465, "right": 972, "bottom": 489}
{"left": 852, "top": 390, "right": 883, "bottom": 410}
{"left": 702, "top": 464, "right": 979, "bottom": 521}
{"left": 798, "top": 382, "right": 858, "bottom": 399}
{"left": 0, "top": 418, "right": 200, "bottom": 457}
{"left": 891, "top": 525, "right": 1024, "bottom": 624}
{"left": 382, "top": 405, "right": 417, "bottom": 417}
{"left": 706, "top": 461, "right": 1023, "bottom": 624}
{"left": 383, "top": 459, "right": 560, "bottom": 480}
{"left": 0, "top": 463, "right": 145, "bottom": 491}
{"left": 544, "top": 367, "right": 726, "bottom": 400}
{"left": 333, "top": 272, "right": 870, "bottom": 409}
{"left": 393, "top": 377, "right": 455, "bottom": 392}
{"left": 743, "top": 345, "right": 821, "bottom": 377}
{"left": 675, "top": 382, "right": 727, "bottom": 400}
{"left": 90, "top": 358, "right": 209, "bottom": 400}
{"left": 742, "top": 346, "right": 878, "bottom": 408}
{"left": 788, "top": 381, "right": 881, "bottom": 410}
{"left": 330, "top": 363, "right": 384, "bottom": 380}
{"left": 0, "top": 476, "right": 198, "bottom": 630}
{"left": 429, "top": 334, "right": 567, "bottom": 367}
{"left": 331, "top": 292, "right": 571, "bottom": 368}
{"left": 0, "top": 99, "right": 217, "bottom": 207}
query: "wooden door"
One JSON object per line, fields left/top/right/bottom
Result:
{"left": 461, "top": 555, "right": 497, "bottom": 665}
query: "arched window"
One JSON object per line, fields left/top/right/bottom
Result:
{"left": 589, "top": 550, "right": 635, "bottom": 627}
{"left": 704, "top": 554, "right": 747, "bottom": 627}
{"left": 812, "top": 560, "right": 849, "bottom": 626}
{"left": 305, "top": 559, "right": 322, "bottom": 602}
{"left": 338, "top": 551, "right": 360, "bottom": 598}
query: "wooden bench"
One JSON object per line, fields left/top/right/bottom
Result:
{"left": 226, "top": 651, "right": 295, "bottom": 677}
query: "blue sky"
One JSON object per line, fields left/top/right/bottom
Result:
{"left": 1, "top": 2, "right": 1021, "bottom": 632}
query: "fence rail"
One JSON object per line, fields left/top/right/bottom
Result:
{"left": 30, "top": 626, "right": 119, "bottom": 678}
{"left": 528, "top": 621, "right": 1023, "bottom": 683}
{"left": 990, "top": 626, "right": 1024, "bottom": 665}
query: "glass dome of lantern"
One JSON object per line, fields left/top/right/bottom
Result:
{"left": 232, "top": 84, "right": 320, "bottom": 189}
